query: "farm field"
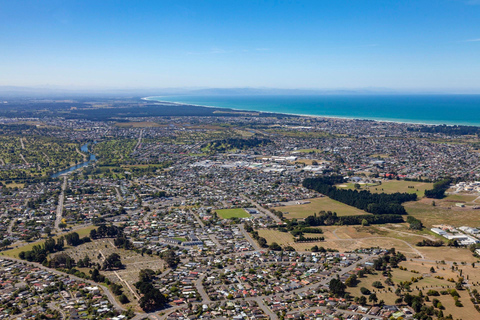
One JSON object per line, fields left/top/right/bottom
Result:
{"left": 273, "top": 197, "right": 369, "bottom": 219}
{"left": 215, "top": 208, "right": 251, "bottom": 219}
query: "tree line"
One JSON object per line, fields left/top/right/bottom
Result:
{"left": 424, "top": 178, "right": 451, "bottom": 199}
{"left": 294, "top": 235, "right": 325, "bottom": 242}
{"left": 303, "top": 176, "right": 416, "bottom": 215}
{"left": 303, "top": 211, "right": 404, "bottom": 227}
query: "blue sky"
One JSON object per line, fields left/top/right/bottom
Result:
{"left": 1, "top": 0, "right": 480, "bottom": 91}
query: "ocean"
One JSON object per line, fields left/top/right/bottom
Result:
{"left": 146, "top": 94, "right": 480, "bottom": 126}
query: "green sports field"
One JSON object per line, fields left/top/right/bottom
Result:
{"left": 216, "top": 208, "right": 251, "bottom": 219}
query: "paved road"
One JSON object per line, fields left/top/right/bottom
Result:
{"left": 55, "top": 176, "right": 68, "bottom": 231}
{"left": 132, "top": 130, "right": 144, "bottom": 153}
{"left": 195, "top": 274, "right": 211, "bottom": 302}
{"left": 189, "top": 209, "right": 205, "bottom": 228}
{"left": 250, "top": 297, "right": 279, "bottom": 319}
{"left": 207, "top": 234, "right": 223, "bottom": 248}
{"left": 19, "top": 153, "right": 28, "bottom": 165}
{"left": 7, "top": 218, "right": 15, "bottom": 234}
{"left": 115, "top": 186, "right": 124, "bottom": 202}
{"left": 238, "top": 223, "right": 261, "bottom": 251}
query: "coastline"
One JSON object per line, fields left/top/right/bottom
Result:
{"left": 142, "top": 96, "right": 475, "bottom": 127}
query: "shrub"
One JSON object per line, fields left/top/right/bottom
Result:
{"left": 360, "top": 287, "right": 371, "bottom": 295}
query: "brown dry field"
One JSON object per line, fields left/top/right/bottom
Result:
{"left": 257, "top": 225, "right": 480, "bottom": 262}
{"left": 258, "top": 226, "right": 422, "bottom": 257}
{"left": 405, "top": 196, "right": 480, "bottom": 228}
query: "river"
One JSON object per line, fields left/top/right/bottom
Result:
{"left": 51, "top": 142, "right": 96, "bottom": 178}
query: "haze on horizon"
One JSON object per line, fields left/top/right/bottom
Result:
{"left": 1, "top": 0, "right": 480, "bottom": 92}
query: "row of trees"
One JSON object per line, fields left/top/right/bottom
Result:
{"left": 416, "top": 239, "right": 444, "bottom": 247}
{"left": 303, "top": 176, "right": 416, "bottom": 215}
{"left": 293, "top": 235, "right": 324, "bottom": 242}
{"left": 311, "top": 245, "right": 338, "bottom": 253}
{"left": 303, "top": 211, "right": 404, "bottom": 227}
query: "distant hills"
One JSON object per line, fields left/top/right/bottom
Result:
{"left": 0, "top": 85, "right": 478, "bottom": 99}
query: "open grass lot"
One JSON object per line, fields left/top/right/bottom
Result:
{"left": 370, "top": 180, "right": 434, "bottom": 197}
{"left": 273, "top": 197, "right": 369, "bottom": 219}
{"left": 347, "top": 260, "right": 480, "bottom": 319}
{"left": 216, "top": 208, "right": 251, "bottom": 219}
{"left": 443, "top": 193, "right": 479, "bottom": 203}
{"left": 257, "top": 228, "right": 295, "bottom": 246}
{"left": 338, "top": 180, "right": 434, "bottom": 197}
{"left": 405, "top": 198, "right": 480, "bottom": 228}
